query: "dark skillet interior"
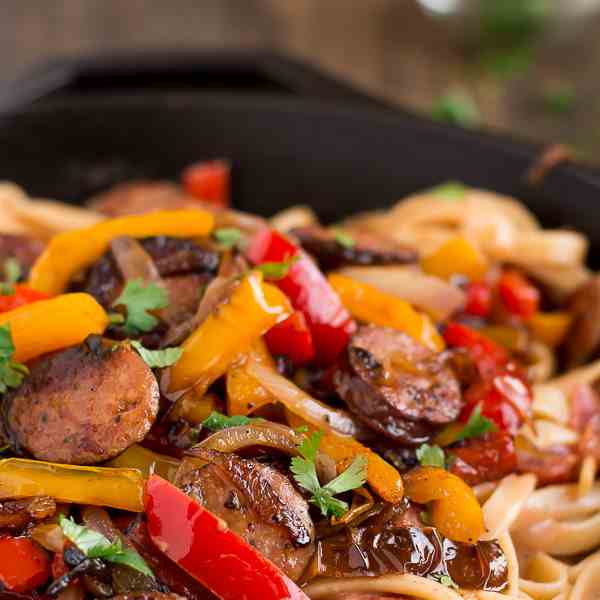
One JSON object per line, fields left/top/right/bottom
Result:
{"left": 1, "top": 52, "right": 600, "bottom": 261}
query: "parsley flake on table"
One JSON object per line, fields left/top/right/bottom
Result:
{"left": 0, "top": 324, "right": 28, "bottom": 394}
{"left": 59, "top": 515, "right": 154, "bottom": 578}
{"left": 201, "top": 411, "right": 263, "bottom": 431}
{"left": 290, "top": 431, "right": 367, "bottom": 518}
{"left": 112, "top": 278, "right": 168, "bottom": 335}
{"left": 129, "top": 340, "right": 182, "bottom": 368}
{"left": 0, "top": 258, "right": 21, "bottom": 295}
{"left": 416, "top": 443, "right": 446, "bottom": 468}
{"left": 456, "top": 404, "right": 496, "bottom": 441}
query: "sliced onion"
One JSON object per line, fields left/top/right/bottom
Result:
{"left": 30, "top": 522, "right": 65, "bottom": 552}
{"left": 192, "top": 421, "right": 303, "bottom": 456}
{"left": 337, "top": 266, "right": 464, "bottom": 321}
{"left": 110, "top": 236, "right": 162, "bottom": 283}
{"left": 247, "top": 361, "right": 362, "bottom": 437}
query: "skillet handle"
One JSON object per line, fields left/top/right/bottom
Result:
{"left": 0, "top": 50, "right": 390, "bottom": 113}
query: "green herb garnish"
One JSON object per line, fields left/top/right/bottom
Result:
{"left": 201, "top": 411, "right": 263, "bottom": 432}
{"left": 256, "top": 256, "right": 299, "bottom": 280}
{"left": 130, "top": 340, "right": 183, "bottom": 369}
{"left": 543, "top": 86, "right": 575, "bottom": 114}
{"left": 428, "top": 181, "right": 467, "bottom": 202}
{"left": 290, "top": 431, "right": 367, "bottom": 518}
{"left": 333, "top": 230, "right": 355, "bottom": 249}
{"left": 0, "top": 325, "right": 28, "bottom": 394}
{"left": 0, "top": 259, "right": 21, "bottom": 295}
{"left": 214, "top": 227, "right": 244, "bottom": 249}
{"left": 430, "top": 572, "right": 459, "bottom": 590}
{"left": 59, "top": 514, "right": 154, "bottom": 578}
{"left": 455, "top": 404, "right": 496, "bottom": 441}
{"left": 416, "top": 443, "right": 446, "bottom": 468}
{"left": 431, "top": 91, "right": 481, "bottom": 129}
{"left": 112, "top": 279, "right": 168, "bottom": 335}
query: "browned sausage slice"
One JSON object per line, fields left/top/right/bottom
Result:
{"left": 175, "top": 448, "right": 315, "bottom": 582}
{"left": 334, "top": 326, "right": 462, "bottom": 445}
{"left": 5, "top": 338, "right": 159, "bottom": 464}
{"left": 292, "top": 225, "right": 417, "bottom": 271}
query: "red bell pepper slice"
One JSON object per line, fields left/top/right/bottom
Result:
{"left": 0, "top": 536, "right": 50, "bottom": 593}
{"left": 182, "top": 160, "right": 230, "bottom": 208}
{"left": 0, "top": 284, "right": 49, "bottom": 313}
{"left": 145, "top": 475, "right": 310, "bottom": 600}
{"left": 265, "top": 311, "right": 315, "bottom": 366}
{"left": 464, "top": 281, "right": 493, "bottom": 318}
{"left": 498, "top": 269, "right": 539, "bottom": 319}
{"left": 247, "top": 229, "right": 355, "bottom": 365}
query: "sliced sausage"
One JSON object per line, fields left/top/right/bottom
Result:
{"left": 0, "top": 496, "right": 55, "bottom": 530}
{"left": 0, "top": 234, "right": 44, "bottom": 276}
{"left": 562, "top": 275, "right": 600, "bottom": 368}
{"left": 334, "top": 326, "right": 463, "bottom": 445}
{"left": 5, "top": 338, "right": 159, "bottom": 464}
{"left": 292, "top": 225, "right": 417, "bottom": 271}
{"left": 175, "top": 448, "right": 315, "bottom": 582}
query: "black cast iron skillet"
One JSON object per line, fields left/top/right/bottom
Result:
{"left": 1, "top": 50, "right": 600, "bottom": 260}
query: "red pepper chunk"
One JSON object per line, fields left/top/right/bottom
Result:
{"left": 0, "top": 284, "right": 49, "bottom": 313}
{"left": 499, "top": 269, "right": 539, "bottom": 319}
{"left": 464, "top": 281, "right": 493, "bottom": 318}
{"left": 0, "top": 536, "right": 50, "bottom": 593}
{"left": 247, "top": 229, "right": 355, "bottom": 365}
{"left": 145, "top": 475, "right": 310, "bottom": 600}
{"left": 182, "top": 160, "right": 230, "bottom": 207}
{"left": 265, "top": 311, "right": 315, "bottom": 366}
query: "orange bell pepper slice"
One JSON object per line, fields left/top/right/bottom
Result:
{"left": 421, "top": 237, "right": 488, "bottom": 282}
{"left": 227, "top": 339, "right": 277, "bottom": 416}
{"left": 0, "top": 293, "right": 108, "bottom": 363}
{"left": 168, "top": 271, "right": 291, "bottom": 393}
{"left": 403, "top": 466, "right": 485, "bottom": 543}
{"left": 528, "top": 311, "right": 572, "bottom": 348}
{"left": 0, "top": 458, "right": 144, "bottom": 512}
{"left": 328, "top": 274, "right": 444, "bottom": 352}
{"left": 284, "top": 411, "right": 403, "bottom": 504}
{"left": 29, "top": 209, "right": 214, "bottom": 295}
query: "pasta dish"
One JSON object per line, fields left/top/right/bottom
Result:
{"left": 0, "top": 161, "right": 597, "bottom": 600}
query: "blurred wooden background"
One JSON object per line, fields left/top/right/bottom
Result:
{"left": 1, "top": 0, "right": 600, "bottom": 157}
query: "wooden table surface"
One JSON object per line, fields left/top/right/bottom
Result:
{"left": 2, "top": 0, "right": 600, "bottom": 158}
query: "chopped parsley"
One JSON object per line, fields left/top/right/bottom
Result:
{"left": 428, "top": 181, "right": 467, "bottom": 202}
{"left": 201, "top": 411, "right": 263, "bottom": 431}
{"left": 58, "top": 514, "right": 153, "bottom": 578}
{"left": 129, "top": 340, "right": 182, "bottom": 369}
{"left": 416, "top": 443, "right": 446, "bottom": 468}
{"left": 431, "top": 91, "right": 481, "bottom": 129}
{"left": 455, "top": 404, "right": 496, "bottom": 441}
{"left": 256, "top": 256, "right": 299, "bottom": 280}
{"left": 290, "top": 431, "right": 367, "bottom": 518}
{"left": 0, "top": 259, "right": 21, "bottom": 295}
{"left": 112, "top": 279, "right": 168, "bottom": 335}
{"left": 543, "top": 86, "right": 575, "bottom": 115}
{"left": 333, "top": 230, "right": 355, "bottom": 249}
{"left": 0, "top": 325, "right": 28, "bottom": 394}
{"left": 214, "top": 227, "right": 244, "bottom": 249}
{"left": 294, "top": 425, "right": 309, "bottom": 434}
{"left": 429, "top": 571, "right": 459, "bottom": 590}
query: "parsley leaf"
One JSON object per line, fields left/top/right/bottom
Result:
{"left": 430, "top": 572, "right": 459, "bottom": 590}
{"left": 455, "top": 404, "right": 496, "bottom": 441}
{"left": 333, "top": 230, "right": 355, "bottom": 249}
{"left": 0, "top": 325, "right": 28, "bottom": 394}
{"left": 256, "top": 257, "right": 299, "bottom": 280}
{"left": 130, "top": 340, "right": 183, "bottom": 369}
{"left": 59, "top": 515, "right": 154, "bottom": 578}
{"left": 112, "top": 279, "right": 168, "bottom": 335}
{"left": 431, "top": 91, "right": 481, "bottom": 129}
{"left": 201, "top": 411, "right": 263, "bottom": 431}
{"left": 428, "top": 181, "right": 467, "bottom": 202}
{"left": 214, "top": 227, "right": 244, "bottom": 249}
{"left": 416, "top": 443, "right": 446, "bottom": 468}
{"left": 290, "top": 431, "right": 367, "bottom": 518}
{"left": 0, "top": 259, "right": 21, "bottom": 295}
{"left": 294, "top": 425, "right": 309, "bottom": 434}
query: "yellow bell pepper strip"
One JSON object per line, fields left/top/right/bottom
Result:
{"left": 421, "top": 237, "right": 488, "bottom": 282}
{"left": 167, "top": 271, "right": 291, "bottom": 394}
{"left": 107, "top": 444, "right": 180, "bottom": 482}
{"left": 0, "top": 293, "right": 108, "bottom": 363}
{"left": 0, "top": 458, "right": 144, "bottom": 512}
{"left": 284, "top": 410, "right": 403, "bottom": 504}
{"left": 169, "top": 390, "right": 218, "bottom": 425}
{"left": 29, "top": 209, "right": 214, "bottom": 295}
{"left": 328, "top": 274, "right": 444, "bottom": 352}
{"left": 528, "top": 311, "right": 572, "bottom": 348}
{"left": 227, "top": 340, "right": 276, "bottom": 416}
{"left": 403, "top": 466, "right": 485, "bottom": 543}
